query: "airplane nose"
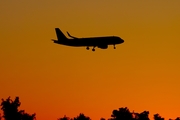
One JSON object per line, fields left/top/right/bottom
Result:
{"left": 121, "top": 39, "right": 124, "bottom": 43}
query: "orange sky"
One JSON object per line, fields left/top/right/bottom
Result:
{"left": 0, "top": 0, "right": 180, "bottom": 120}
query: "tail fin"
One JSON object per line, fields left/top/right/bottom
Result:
{"left": 55, "top": 28, "right": 67, "bottom": 41}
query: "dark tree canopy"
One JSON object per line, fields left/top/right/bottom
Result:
{"left": 110, "top": 107, "right": 133, "bottom": 120}
{"left": 154, "top": 114, "right": 164, "bottom": 120}
{"left": 133, "top": 111, "right": 149, "bottom": 120}
{"left": 58, "top": 115, "right": 72, "bottom": 120}
{"left": 58, "top": 113, "right": 91, "bottom": 120}
{"left": 175, "top": 117, "right": 180, "bottom": 120}
{"left": 0, "top": 96, "right": 180, "bottom": 120}
{"left": 0, "top": 97, "right": 36, "bottom": 120}
{"left": 100, "top": 118, "right": 106, "bottom": 120}
{"left": 73, "top": 113, "right": 91, "bottom": 120}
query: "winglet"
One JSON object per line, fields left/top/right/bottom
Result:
{"left": 67, "top": 31, "right": 78, "bottom": 39}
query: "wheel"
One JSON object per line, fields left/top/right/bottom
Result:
{"left": 92, "top": 48, "right": 95, "bottom": 51}
{"left": 113, "top": 44, "right": 116, "bottom": 49}
{"left": 86, "top": 47, "right": 89, "bottom": 50}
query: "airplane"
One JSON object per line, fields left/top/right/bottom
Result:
{"left": 51, "top": 28, "right": 124, "bottom": 51}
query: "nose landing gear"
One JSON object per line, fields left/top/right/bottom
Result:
{"left": 113, "top": 44, "right": 116, "bottom": 49}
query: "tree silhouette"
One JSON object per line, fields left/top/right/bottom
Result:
{"left": 0, "top": 114, "right": 2, "bottom": 120}
{"left": 1, "top": 96, "right": 180, "bottom": 120}
{"left": 100, "top": 118, "right": 106, "bottom": 120}
{"left": 110, "top": 107, "right": 133, "bottom": 120}
{"left": 133, "top": 111, "right": 149, "bottom": 120}
{"left": 73, "top": 113, "right": 91, "bottom": 120}
{"left": 58, "top": 115, "right": 72, "bottom": 120}
{"left": 154, "top": 114, "right": 164, "bottom": 120}
{"left": 175, "top": 117, "right": 180, "bottom": 120}
{"left": 0, "top": 96, "right": 36, "bottom": 120}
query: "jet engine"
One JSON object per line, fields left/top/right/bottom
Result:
{"left": 97, "top": 44, "right": 108, "bottom": 49}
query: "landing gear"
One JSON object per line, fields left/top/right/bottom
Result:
{"left": 92, "top": 46, "right": 96, "bottom": 51}
{"left": 86, "top": 46, "right": 89, "bottom": 50}
{"left": 86, "top": 46, "right": 96, "bottom": 51}
{"left": 113, "top": 44, "right": 116, "bottom": 49}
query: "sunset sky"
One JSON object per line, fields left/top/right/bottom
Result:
{"left": 0, "top": 0, "right": 180, "bottom": 120}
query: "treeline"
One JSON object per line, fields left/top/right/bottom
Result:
{"left": 0, "top": 97, "right": 179, "bottom": 120}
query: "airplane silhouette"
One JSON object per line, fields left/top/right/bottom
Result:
{"left": 52, "top": 28, "right": 124, "bottom": 51}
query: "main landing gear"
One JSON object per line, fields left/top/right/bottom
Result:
{"left": 86, "top": 46, "right": 96, "bottom": 51}
{"left": 92, "top": 46, "right": 96, "bottom": 51}
{"left": 86, "top": 46, "right": 89, "bottom": 50}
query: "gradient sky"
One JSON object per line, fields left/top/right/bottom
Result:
{"left": 1, "top": 0, "right": 180, "bottom": 120}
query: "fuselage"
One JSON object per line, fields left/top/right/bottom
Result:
{"left": 53, "top": 36, "right": 124, "bottom": 47}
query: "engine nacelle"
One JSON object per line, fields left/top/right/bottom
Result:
{"left": 98, "top": 44, "right": 108, "bottom": 49}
